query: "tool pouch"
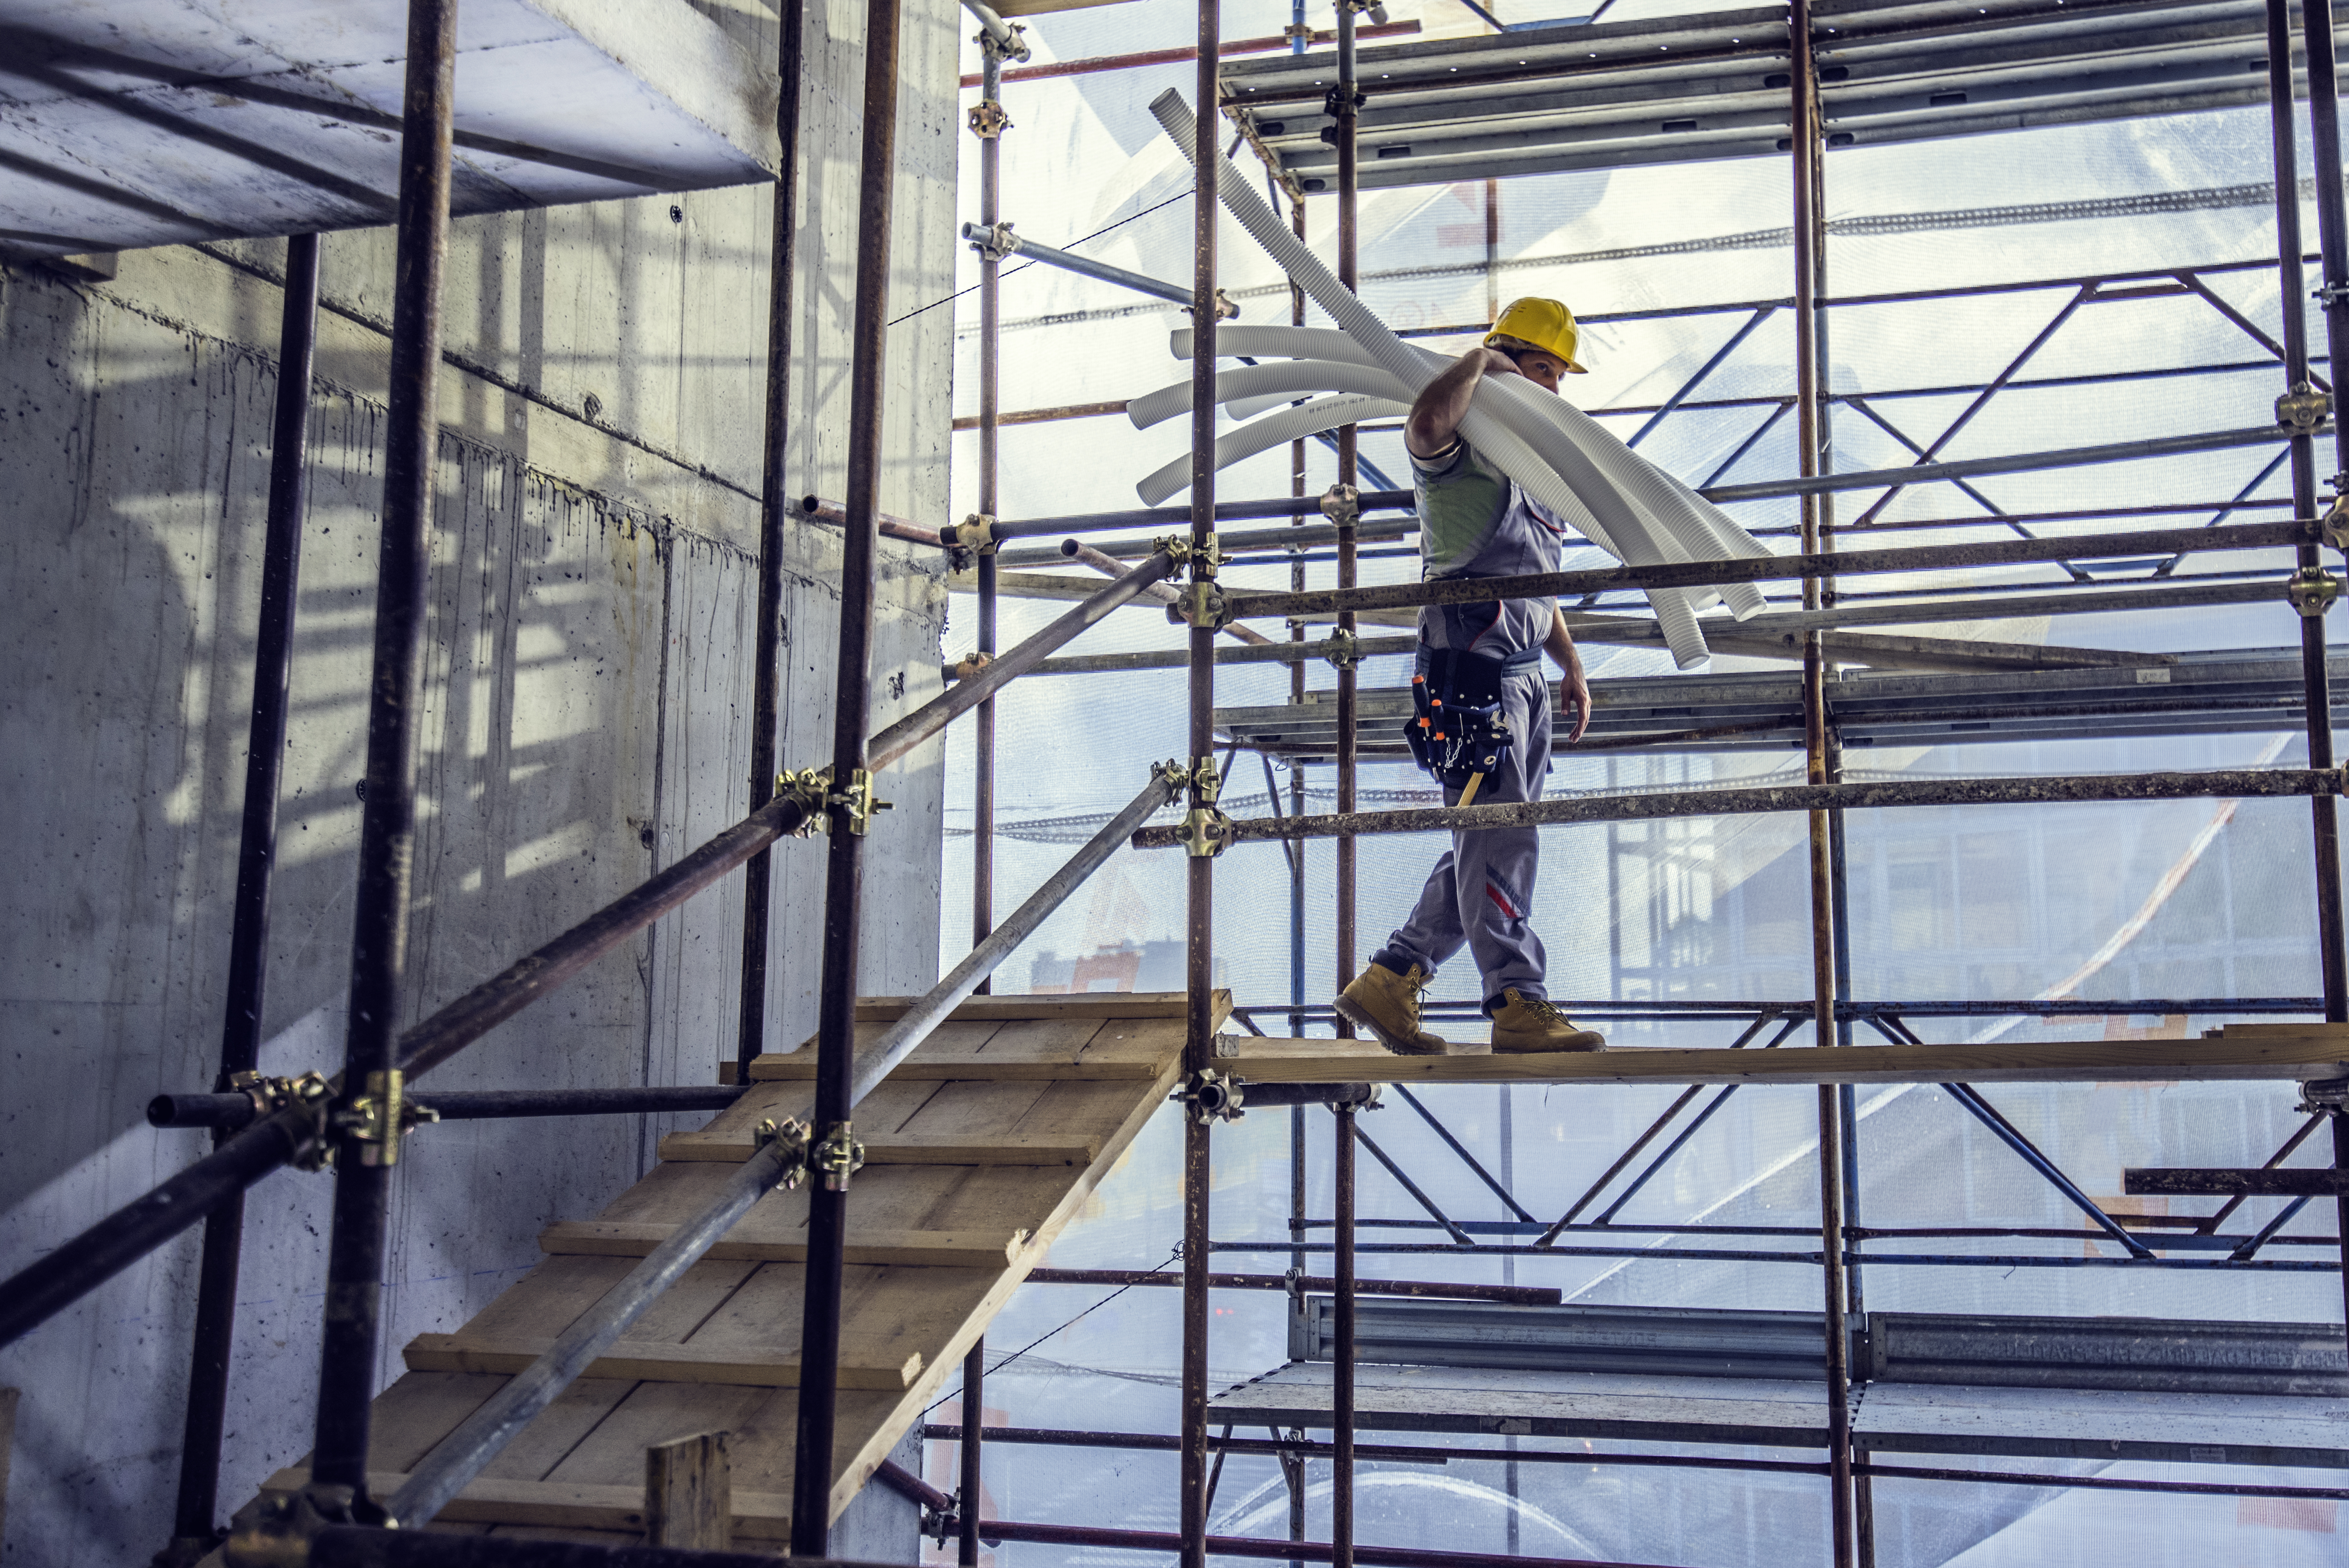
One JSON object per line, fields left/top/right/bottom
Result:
{"left": 1402, "top": 644, "right": 1530, "bottom": 790}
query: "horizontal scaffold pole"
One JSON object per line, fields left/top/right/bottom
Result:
{"left": 986, "top": 489, "right": 1414, "bottom": 542}
{"left": 1132, "top": 766, "right": 2346, "bottom": 850}
{"left": 1217, "top": 518, "right": 2312, "bottom": 623}
{"left": 148, "top": 1084, "right": 751, "bottom": 1132}
{"left": 0, "top": 553, "right": 1179, "bottom": 1353}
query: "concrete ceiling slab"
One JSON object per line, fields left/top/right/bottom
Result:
{"left": 0, "top": 0, "right": 779, "bottom": 259}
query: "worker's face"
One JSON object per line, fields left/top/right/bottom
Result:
{"left": 1513, "top": 350, "right": 1569, "bottom": 393}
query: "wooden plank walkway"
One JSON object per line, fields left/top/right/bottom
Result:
{"left": 1210, "top": 1023, "right": 2349, "bottom": 1086}
{"left": 246, "top": 992, "right": 1219, "bottom": 1546}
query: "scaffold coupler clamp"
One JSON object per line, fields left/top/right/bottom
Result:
{"left": 2287, "top": 565, "right": 2341, "bottom": 618}
{"left": 1320, "top": 483, "right": 1361, "bottom": 530}
{"left": 2297, "top": 1075, "right": 2349, "bottom": 1118}
{"left": 777, "top": 765, "right": 833, "bottom": 837}
{"left": 965, "top": 220, "right": 1017, "bottom": 263}
{"left": 828, "top": 767, "right": 893, "bottom": 835}
{"left": 226, "top": 1070, "right": 336, "bottom": 1172}
{"left": 2324, "top": 477, "right": 2349, "bottom": 553}
{"left": 967, "top": 99, "right": 1013, "bottom": 139}
{"left": 948, "top": 513, "right": 1000, "bottom": 555}
{"left": 755, "top": 1116, "right": 814, "bottom": 1190}
{"left": 1174, "top": 1067, "right": 1246, "bottom": 1122}
{"left": 922, "top": 1490, "right": 960, "bottom": 1546}
{"left": 1322, "top": 630, "right": 1361, "bottom": 671}
{"left": 974, "top": 15, "right": 1030, "bottom": 64}
{"left": 1320, "top": 85, "right": 1368, "bottom": 128}
{"left": 332, "top": 1068, "right": 438, "bottom": 1169}
{"left": 952, "top": 650, "right": 994, "bottom": 683}
{"left": 1162, "top": 755, "right": 1234, "bottom": 857}
{"left": 2277, "top": 381, "right": 2331, "bottom": 435}
{"left": 225, "top": 1481, "right": 383, "bottom": 1567}
{"left": 812, "top": 1121, "right": 865, "bottom": 1192}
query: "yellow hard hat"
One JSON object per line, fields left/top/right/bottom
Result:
{"left": 1485, "top": 297, "right": 1589, "bottom": 374}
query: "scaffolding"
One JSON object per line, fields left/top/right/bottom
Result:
{"left": 6, "top": 0, "right": 2349, "bottom": 1564}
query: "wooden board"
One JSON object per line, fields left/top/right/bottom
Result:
{"left": 656, "top": 1131, "right": 1101, "bottom": 1166}
{"left": 403, "top": 1335, "right": 922, "bottom": 1391}
{"left": 259, "top": 1469, "right": 797, "bottom": 1542}
{"left": 1212, "top": 1029, "right": 2349, "bottom": 1086}
{"left": 538, "top": 1219, "right": 1029, "bottom": 1268}
{"left": 752, "top": 991, "right": 1222, "bottom": 1081}
{"left": 234, "top": 995, "right": 1185, "bottom": 1540}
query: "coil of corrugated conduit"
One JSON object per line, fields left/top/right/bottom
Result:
{"left": 1142, "top": 89, "right": 1776, "bottom": 668}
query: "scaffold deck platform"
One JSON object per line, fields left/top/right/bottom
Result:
{"left": 1211, "top": 1023, "right": 2349, "bottom": 1086}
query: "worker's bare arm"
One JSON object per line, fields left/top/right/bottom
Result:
{"left": 1546, "top": 605, "right": 1590, "bottom": 745}
{"left": 1404, "top": 347, "right": 1519, "bottom": 459}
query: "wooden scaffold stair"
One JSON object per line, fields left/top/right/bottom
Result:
{"left": 246, "top": 992, "right": 1221, "bottom": 1545}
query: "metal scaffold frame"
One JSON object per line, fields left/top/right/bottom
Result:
{"left": 7, "top": 0, "right": 2349, "bottom": 1565}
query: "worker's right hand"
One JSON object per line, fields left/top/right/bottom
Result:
{"left": 1479, "top": 347, "right": 1522, "bottom": 378}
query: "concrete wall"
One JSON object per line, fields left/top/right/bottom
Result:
{"left": 0, "top": 0, "right": 961, "bottom": 1558}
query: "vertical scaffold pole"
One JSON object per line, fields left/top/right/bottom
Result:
{"left": 2289, "top": 0, "right": 2349, "bottom": 1347}
{"left": 164, "top": 230, "right": 321, "bottom": 1564}
{"left": 1332, "top": 1104, "right": 1357, "bottom": 1568}
{"left": 1332, "top": 0, "right": 1361, "bottom": 1031}
{"left": 972, "top": 20, "right": 1009, "bottom": 989}
{"left": 791, "top": 0, "right": 902, "bottom": 1544}
{"left": 1790, "top": 2, "right": 1856, "bottom": 1562}
{"left": 1179, "top": 0, "right": 1221, "bottom": 1563}
{"left": 737, "top": 0, "right": 808, "bottom": 1085}
{"left": 1291, "top": 195, "right": 1309, "bottom": 1041}
{"left": 958, "top": 1341, "right": 984, "bottom": 1565}
{"left": 307, "top": 0, "right": 456, "bottom": 1506}
{"left": 1332, "top": 12, "right": 1362, "bottom": 1560}
{"left": 2274, "top": 0, "right": 2349, "bottom": 1025}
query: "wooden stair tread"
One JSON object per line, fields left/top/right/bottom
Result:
{"left": 656, "top": 1130, "right": 1100, "bottom": 1166}
{"left": 403, "top": 1334, "right": 923, "bottom": 1390}
{"left": 538, "top": 1218, "right": 1029, "bottom": 1267}
{"left": 260, "top": 1469, "right": 795, "bottom": 1541}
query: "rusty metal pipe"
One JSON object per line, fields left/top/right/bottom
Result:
{"left": 736, "top": 0, "right": 808, "bottom": 1086}
{"left": 308, "top": 0, "right": 456, "bottom": 1499}
{"left": 791, "top": 0, "right": 904, "bottom": 1541}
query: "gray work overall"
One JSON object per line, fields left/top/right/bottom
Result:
{"left": 1370, "top": 437, "right": 1569, "bottom": 1005}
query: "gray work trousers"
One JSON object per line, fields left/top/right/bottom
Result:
{"left": 1371, "top": 667, "right": 1552, "bottom": 1005}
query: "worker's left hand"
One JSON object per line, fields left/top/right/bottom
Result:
{"left": 1561, "top": 668, "right": 1591, "bottom": 744}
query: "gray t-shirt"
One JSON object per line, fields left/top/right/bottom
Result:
{"left": 1410, "top": 438, "right": 1570, "bottom": 658}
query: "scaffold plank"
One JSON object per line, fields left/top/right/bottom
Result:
{"left": 657, "top": 1130, "right": 1102, "bottom": 1165}
{"left": 1213, "top": 1025, "right": 2349, "bottom": 1085}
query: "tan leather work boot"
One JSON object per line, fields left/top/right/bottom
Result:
{"left": 1489, "top": 990, "right": 1606, "bottom": 1053}
{"left": 1334, "top": 963, "right": 1449, "bottom": 1055}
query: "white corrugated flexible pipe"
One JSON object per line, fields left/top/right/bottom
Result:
{"left": 1149, "top": 89, "right": 1777, "bottom": 663}
{"left": 1135, "top": 394, "right": 1408, "bottom": 506}
{"left": 1169, "top": 324, "right": 1771, "bottom": 622}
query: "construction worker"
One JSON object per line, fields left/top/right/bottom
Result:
{"left": 1332, "top": 298, "right": 1607, "bottom": 1056}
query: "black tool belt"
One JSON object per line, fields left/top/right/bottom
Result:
{"left": 1402, "top": 643, "right": 1541, "bottom": 793}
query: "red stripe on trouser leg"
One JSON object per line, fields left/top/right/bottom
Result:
{"left": 1484, "top": 881, "right": 1519, "bottom": 920}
